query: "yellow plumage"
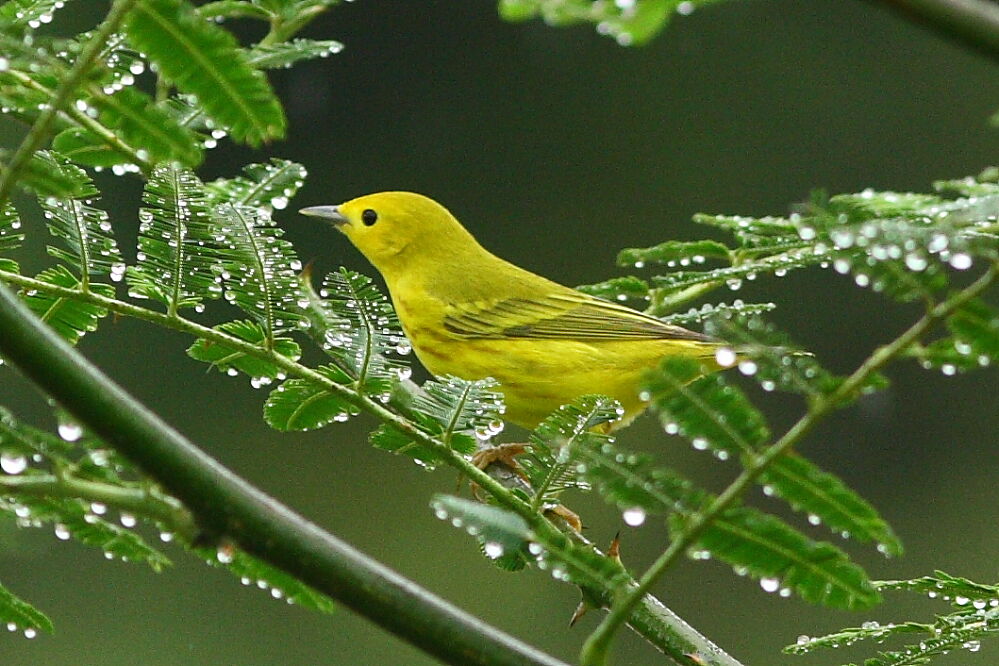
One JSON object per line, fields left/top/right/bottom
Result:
{"left": 301, "top": 192, "right": 721, "bottom": 430}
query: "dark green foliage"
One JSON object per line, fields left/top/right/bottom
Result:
{"left": 247, "top": 39, "right": 344, "bottom": 69}
{"left": 412, "top": 376, "right": 504, "bottom": 452}
{"left": 264, "top": 366, "right": 355, "bottom": 431}
{"left": 760, "top": 454, "right": 902, "bottom": 557}
{"left": 0, "top": 0, "right": 69, "bottom": 27}
{"left": 2, "top": 149, "right": 94, "bottom": 199}
{"left": 574, "top": 275, "right": 650, "bottom": 301}
{"left": 315, "top": 269, "right": 407, "bottom": 392}
{"left": 205, "top": 158, "right": 307, "bottom": 209}
{"left": 125, "top": 0, "right": 286, "bottom": 146}
{"left": 618, "top": 239, "right": 731, "bottom": 268}
{"left": 126, "top": 165, "right": 221, "bottom": 311}
{"left": 677, "top": 506, "right": 880, "bottom": 610}
{"left": 498, "top": 0, "right": 692, "bottom": 46}
{"left": 21, "top": 265, "right": 114, "bottom": 343}
{"left": 0, "top": 583, "right": 53, "bottom": 637}
{"left": 197, "top": 547, "right": 336, "bottom": 613}
{"left": 0, "top": 202, "right": 23, "bottom": 272}
{"left": 787, "top": 571, "right": 999, "bottom": 664}
{"left": 186, "top": 320, "right": 301, "bottom": 379}
{"left": 213, "top": 204, "right": 305, "bottom": 344}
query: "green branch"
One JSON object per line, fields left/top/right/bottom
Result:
{"left": 0, "top": 0, "right": 140, "bottom": 207}
{"left": 0, "top": 282, "right": 571, "bottom": 666}
{"left": 0, "top": 267, "right": 742, "bottom": 665}
{"left": 868, "top": 0, "right": 999, "bottom": 62}
{"left": 580, "top": 259, "right": 999, "bottom": 666}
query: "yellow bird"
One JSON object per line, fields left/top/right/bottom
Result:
{"left": 301, "top": 192, "right": 722, "bottom": 431}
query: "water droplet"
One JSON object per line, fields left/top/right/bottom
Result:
{"left": 91, "top": 502, "right": 107, "bottom": 515}
{"left": 714, "top": 347, "right": 737, "bottom": 367}
{"left": 949, "top": 253, "right": 972, "bottom": 270}
{"left": 1, "top": 452, "right": 27, "bottom": 475}
{"left": 120, "top": 513, "right": 136, "bottom": 528}
{"left": 483, "top": 542, "right": 504, "bottom": 559}
{"left": 24, "top": 628, "right": 36, "bottom": 639}
{"left": 737, "top": 360, "right": 757, "bottom": 376}
{"left": 58, "top": 422, "right": 83, "bottom": 442}
{"left": 760, "top": 577, "right": 780, "bottom": 593}
{"left": 217, "top": 544, "right": 235, "bottom": 564}
{"left": 796, "top": 635, "right": 810, "bottom": 646}
{"left": 54, "top": 523, "right": 70, "bottom": 540}
{"left": 622, "top": 507, "right": 646, "bottom": 526}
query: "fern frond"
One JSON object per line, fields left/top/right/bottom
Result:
{"left": 186, "top": 320, "right": 301, "bottom": 381}
{"left": 0, "top": 0, "right": 71, "bottom": 28}
{"left": 214, "top": 204, "right": 305, "bottom": 347}
{"left": 574, "top": 275, "right": 650, "bottom": 302}
{"left": 522, "top": 395, "right": 621, "bottom": 507}
{"left": 34, "top": 152, "right": 124, "bottom": 286}
{"left": 0, "top": 582, "right": 52, "bottom": 638}
{"left": 247, "top": 39, "right": 344, "bottom": 69}
{"left": 787, "top": 571, "right": 999, "bottom": 663}
{"left": 498, "top": 0, "right": 684, "bottom": 46}
{"left": 206, "top": 158, "right": 307, "bottom": 209}
{"left": 0, "top": 202, "right": 23, "bottom": 272}
{"left": 264, "top": 365, "right": 355, "bottom": 431}
{"left": 414, "top": 376, "right": 504, "bottom": 450}
{"left": 21, "top": 265, "right": 114, "bottom": 343}
{"left": 125, "top": 0, "right": 285, "bottom": 146}
{"left": 676, "top": 506, "right": 879, "bottom": 610}
{"left": 197, "top": 0, "right": 272, "bottom": 21}
{"left": 618, "top": 239, "right": 731, "bottom": 268}
{"left": 317, "top": 268, "right": 406, "bottom": 392}
{"left": 1, "top": 149, "right": 92, "bottom": 198}
{"left": 126, "top": 164, "right": 221, "bottom": 313}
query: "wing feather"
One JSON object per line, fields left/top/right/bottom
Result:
{"left": 442, "top": 292, "right": 713, "bottom": 342}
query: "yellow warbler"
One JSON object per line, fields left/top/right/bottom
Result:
{"left": 301, "top": 192, "right": 722, "bottom": 430}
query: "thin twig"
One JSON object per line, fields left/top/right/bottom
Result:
{"left": 867, "top": 0, "right": 999, "bottom": 62}
{"left": 580, "top": 260, "right": 999, "bottom": 665}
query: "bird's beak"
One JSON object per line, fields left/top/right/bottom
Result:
{"left": 299, "top": 205, "right": 349, "bottom": 228}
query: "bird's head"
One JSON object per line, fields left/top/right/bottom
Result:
{"left": 300, "top": 191, "right": 481, "bottom": 276}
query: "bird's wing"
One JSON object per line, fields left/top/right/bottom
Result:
{"left": 442, "top": 291, "right": 714, "bottom": 342}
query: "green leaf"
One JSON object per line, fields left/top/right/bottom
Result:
{"left": 877, "top": 570, "right": 999, "bottom": 604}
{"left": 196, "top": 546, "right": 336, "bottom": 614}
{"left": 369, "top": 423, "right": 444, "bottom": 471}
{"left": 2, "top": 149, "right": 94, "bottom": 199}
{"left": 660, "top": 301, "right": 776, "bottom": 327}
{"left": 498, "top": 0, "right": 679, "bottom": 46}
{"left": 947, "top": 298, "right": 999, "bottom": 364}
{"left": 0, "top": 0, "right": 72, "bottom": 28}
{"left": 21, "top": 265, "right": 114, "bottom": 344}
{"left": 413, "top": 376, "right": 504, "bottom": 451}
{"left": 264, "top": 365, "right": 355, "bottom": 431}
{"left": 761, "top": 453, "right": 902, "bottom": 557}
{"left": 81, "top": 86, "right": 203, "bottom": 167}
{"left": 618, "top": 239, "right": 730, "bottom": 268}
{"left": 647, "top": 358, "right": 770, "bottom": 458}
{"left": 0, "top": 582, "right": 53, "bottom": 636}
{"left": 0, "top": 202, "right": 23, "bottom": 272}
{"left": 33, "top": 152, "right": 123, "bottom": 283}
{"left": 205, "top": 158, "right": 307, "bottom": 209}
{"left": 186, "top": 320, "right": 301, "bottom": 380}
{"left": 574, "top": 275, "right": 649, "bottom": 302}
{"left": 214, "top": 204, "right": 305, "bottom": 343}
{"left": 197, "top": 0, "right": 272, "bottom": 20}
{"left": 52, "top": 127, "right": 129, "bottom": 168}
{"left": 522, "top": 395, "right": 621, "bottom": 506}
{"left": 125, "top": 0, "right": 286, "bottom": 145}
{"left": 247, "top": 39, "right": 344, "bottom": 69}
{"left": 430, "top": 495, "right": 532, "bottom": 570}
{"left": 315, "top": 268, "right": 407, "bottom": 392}
{"left": 679, "top": 506, "right": 880, "bottom": 610}
{"left": 126, "top": 164, "right": 221, "bottom": 311}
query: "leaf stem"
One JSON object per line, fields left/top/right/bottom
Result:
{"left": 0, "top": 0, "right": 140, "bottom": 207}
{"left": 580, "top": 259, "right": 999, "bottom": 665}
{"left": 868, "top": 0, "right": 999, "bottom": 62}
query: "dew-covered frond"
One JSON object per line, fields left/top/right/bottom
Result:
{"left": 186, "top": 320, "right": 301, "bottom": 384}
{"left": 521, "top": 395, "right": 621, "bottom": 506}
{"left": 205, "top": 158, "right": 307, "bottom": 210}
{"left": 1, "top": 149, "right": 94, "bottom": 199}
{"left": 618, "top": 239, "right": 732, "bottom": 268}
{"left": 21, "top": 265, "right": 115, "bottom": 344}
{"left": 196, "top": 546, "right": 336, "bottom": 613}
{"left": 787, "top": 571, "right": 999, "bottom": 663}
{"left": 126, "top": 165, "right": 221, "bottom": 313}
{"left": 0, "top": 202, "right": 23, "bottom": 272}
{"left": 213, "top": 204, "right": 305, "bottom": 346}
{"left": 413, "top": 376, "right": 505, "bottom": 452}
{"left": 33, "top": 152, "right": 123, "bottom": 287}
{"left": 935, "top": 166, "right": 999, "bottom": 197}
{"left": 264, "top": 365, "right": 356, "bottom": 432}
{"left": 317, "top": 268, "right": 408, "bottom": 392}
{"left": 915, "top": 298, "right": 999, "bottom": 375}
{"left": 430, "top": 494, "right": 632, "bottom": 586}
{"left": 676, "top": 506, "right": 880, "bottom": 610}
{"left": 0, "top": 0, "right": 70, "bottom": 27}
{"left": 0, "top": 583, "right": 52, "bottom": 639}
{"left": 247, "top": 39, "right": 344, "bottom": 69}
{"left": 0, "top": 409, "right": 171, "bottom": 572}
{"left": 659, "top": 301, "right": 776, "bottom": 327}
{"left": 124, "top": 0, "right": 285, "bottom": 146}
{"left": 499, "top": 0, "right": 707, "bottom": 46}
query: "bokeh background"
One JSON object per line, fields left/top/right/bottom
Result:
{"left": 1, "top": 1, "right": 997, "bottom": 664}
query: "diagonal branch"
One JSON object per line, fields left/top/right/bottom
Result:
{"left": 866, "top": 0, "right": 999, "bottom": 62}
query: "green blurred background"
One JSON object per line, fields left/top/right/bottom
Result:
{"left": 1, "top": 1, "right": 997, "bottom": 664}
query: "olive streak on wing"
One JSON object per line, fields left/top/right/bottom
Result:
{"left": 442, "top": 292, "right": 714, "bottom": 342}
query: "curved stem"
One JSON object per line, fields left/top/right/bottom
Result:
{"left": 580, "top": 260, "right": 999, "bottom": 665}
{"left": 867, "top": 0, "right": 999, "bottom": 62}
{"left": 0, "top": 282, "right": 569, "bottom": 666}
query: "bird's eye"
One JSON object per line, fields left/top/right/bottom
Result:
{"left": 361, "top": 209, "right": 378, "bottom": 226}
